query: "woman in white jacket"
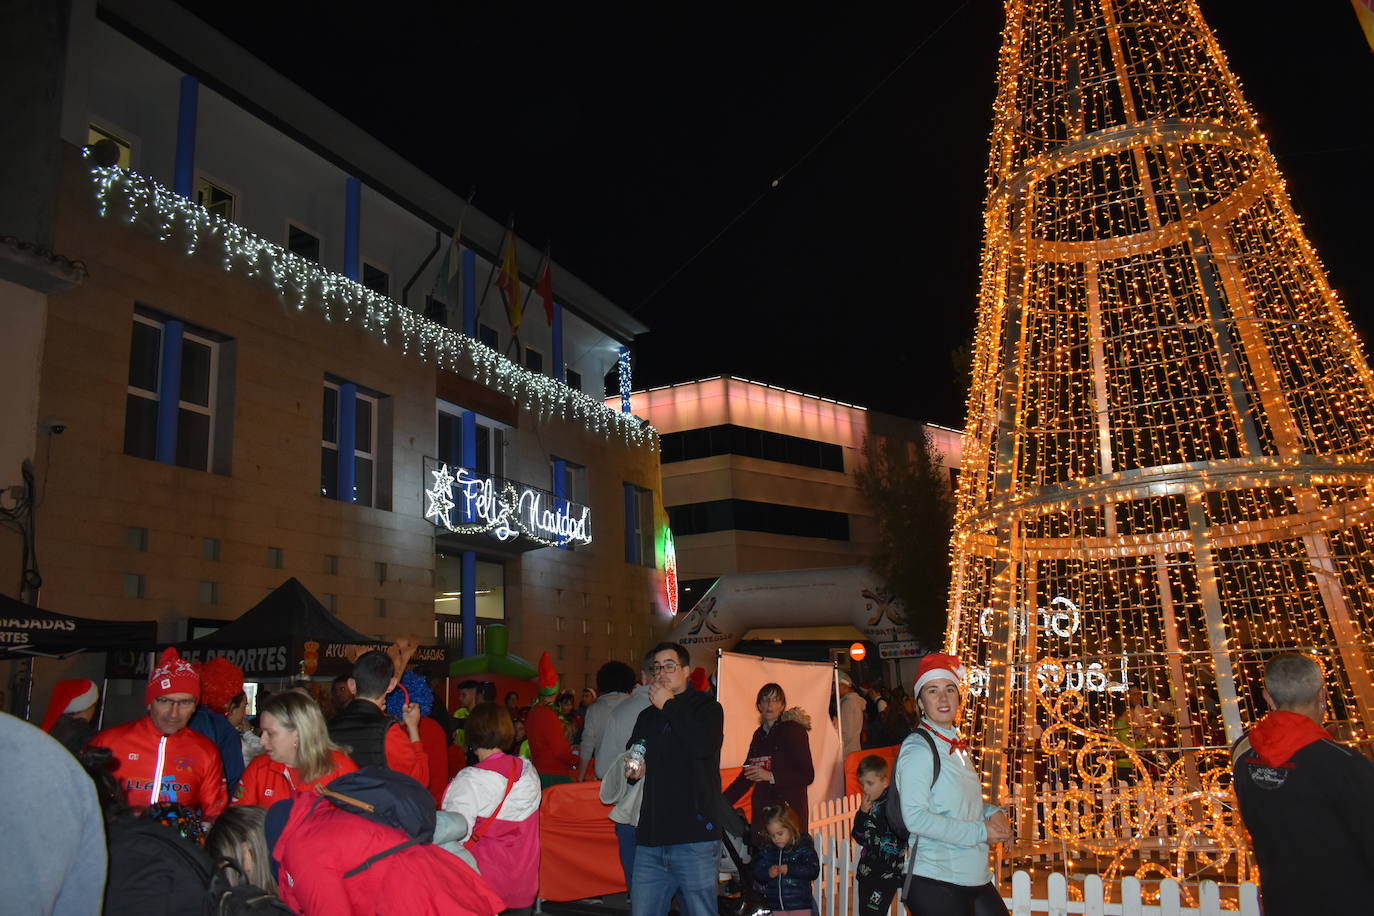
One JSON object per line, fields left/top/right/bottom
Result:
{"left": 442, "top": 702, "right": 542, "bottom": 915}
{"left": 894, "top": 653, "right": 1011, "bottom": 915}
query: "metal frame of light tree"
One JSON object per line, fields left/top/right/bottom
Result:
{"left": 949, "top": 0, "right": 1374, "bottom": 895}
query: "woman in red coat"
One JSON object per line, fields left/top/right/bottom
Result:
{"left": 234, "top": 692, "right": 355, "bottom": 806}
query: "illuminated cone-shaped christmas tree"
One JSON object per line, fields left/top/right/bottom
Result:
{"left": 951, "top": 0, "right": 1374, "bottom": 886}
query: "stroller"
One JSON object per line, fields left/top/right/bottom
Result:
{"left": 719, "top": 807, "right": 770, "bottom": 916}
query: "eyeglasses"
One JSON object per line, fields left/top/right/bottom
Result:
{"left": 650, "top": 661, "right": 681, "bottom": 675}
{"left": 153, "top": 696, "right": 197, "bottom": 709}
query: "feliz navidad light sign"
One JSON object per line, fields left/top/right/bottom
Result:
{"left": 965, "top": 596, "right": 1133, "bottom": 696}
{"left": 423, "top": 458, "right": 592, "bottom": 549}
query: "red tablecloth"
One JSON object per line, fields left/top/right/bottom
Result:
{"left": 537, "top": 767, "right": 745, "bottom": 902}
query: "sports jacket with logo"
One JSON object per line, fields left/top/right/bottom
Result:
{"left": 91, "top": 715, "right": 227, "bottom": 819}
{"left": 1232, "top": 711, "right": 1374, "bottom": 915}
{"left": 232, "top": 748, "right": 356, "bottom": 807}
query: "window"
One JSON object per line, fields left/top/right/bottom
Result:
{"left": 324, "top": 554, "right": 339, "bottom": 575}
{"left": 267, "top": 546, "right": 283, "bottom": 569}
{"left": 667, "top": 499, "right": 850, "bottom": 541}
{"left": 436, "top": 402, "right": 507, "bottom": 478}
{"left": 425, "top": 295, "right": 448, "bottom": 326}
{"left": 478, "top": 324, "right": 499, "bottom": 350}
{"left": 659, "top": 424, "right": 844, "bottom": 471}
{"left": 288, "top": 224, "right": 320, "bottom": 262}
{"left": 363, "top": 263, "right": 390, "bottom": 297}
{"left": 624, "top": 484, "right": 655, "bottom": 567}
{"left": 195, "top": 177, "right": 235, "bottom": 221}
{"left": 565, "top": 368, "right": 582, "bottom": 391}
{"left": 88, "top": 124, "right": 131, "bottom": 169}
{"left": 198, "top": 581, "right": 219, "bottom": 605}
{"left": 525, "top": 347, "right": 544, "bottom": 374}
{"left": 124, "top": 573, "right": 145, "bottom": 599}
{"left": 322, "top": 379, "right": 381, "bottom": 507}
{"left": 202, "top": 537, "right": 220, "bottom": 561}
{"left": 127, "top": 527, "right": 148, "bottom": 552}
{"left": 552, "top": 458, "right": 587, "bottom": 505}
{"left": 124, "top": 312, "right": 226, "bottom": 473}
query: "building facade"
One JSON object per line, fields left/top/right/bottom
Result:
{"left": 1, "top": 0, "right": 670, "bottom": 715}
{"left": 619, "top": 377, "right": 962, "bottom": 615}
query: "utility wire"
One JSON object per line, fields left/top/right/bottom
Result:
{"left": 636, "top": 0, "right": 972, "bottom": 312}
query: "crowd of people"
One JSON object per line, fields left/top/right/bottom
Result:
{"left": 7, "top": 639, "right": 1360, "bottom": 916}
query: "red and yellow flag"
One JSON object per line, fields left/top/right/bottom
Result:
{"left": 1355, "top": 0, "right": 1374, "bottom": 52}
{"left": 495, "top": 229, "right": 522, "bottom": 333}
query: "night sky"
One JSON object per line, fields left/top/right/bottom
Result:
{"left": 175, "top": 1, "right": 1374, "bottom": 427}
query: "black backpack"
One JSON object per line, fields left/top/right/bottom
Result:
{"left": 206, "top": 857, "right": 293, "bottom": 916}
{"left": 884, "top": 727, "right": 940, "bottom": 843}
{"left": 884, "top": 728, "right": 941, "bottom": 900}
{"left": 309, "top": 766, "right": 437, "bottom": 876}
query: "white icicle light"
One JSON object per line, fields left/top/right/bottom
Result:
{"left": 87, "top": 155, "right": 659, "bottom": 451}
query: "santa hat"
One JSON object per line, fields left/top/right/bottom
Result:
{"left": 914, "top": 652, "right": 966, "bottom": 696}
{"left": 146, "top": 647, "right": 201, "bottom": 705}
{"left": 536, "top": 650, "right": 560, "bottom": 696}
{"left": 41, "top": 678, "right": 99, "bottom": 732}
{"left": 197, "top": 657, "right": 244, "bottom": 715}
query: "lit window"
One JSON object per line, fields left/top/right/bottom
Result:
{"left": 88, "top": 124, "right": 131, "bottom": 169}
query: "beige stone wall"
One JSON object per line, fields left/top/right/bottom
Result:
{"left": 2, "top": 147, "right": 667, "bottom": 718}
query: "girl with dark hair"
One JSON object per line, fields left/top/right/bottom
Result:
{"left": 722, "top": 682, "right": 816, "bottom": 834}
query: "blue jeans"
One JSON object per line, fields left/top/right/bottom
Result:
{"left": 615, "top": 822, "right": 637, "bottom": 894}
{"left": 629, "top": 840, "right": 719, "bottom": 916}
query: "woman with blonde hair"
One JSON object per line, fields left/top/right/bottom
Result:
{"left": 206, "top": 804, "right": 278, "bottom": 895}
{"left": 233, "top": 691, "right": 356, "bottom": 806}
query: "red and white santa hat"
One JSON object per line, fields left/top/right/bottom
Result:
{"left": 146, "top": 647, "right": 202, "bottom": 705}
{"left": 41, "top": 678, "right": 100, "bottom": 732}
{"left": 914, "top": 652, "right": 966, "bottom": 695}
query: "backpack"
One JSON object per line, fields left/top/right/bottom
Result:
{"left": 885, "top": 728, "right": 941, "bottom": 901}
{"left": 206, "top": 857, "right": 294, "bottom": 915}
{"left": 311, "top": 766, "right": 437, "bottom": 876}
{"left": 884, "top": 727, "right": 940, "bottom": 843}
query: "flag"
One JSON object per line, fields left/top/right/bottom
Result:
{"left": 1356, "top": 0, "right": 1374, "bottom": 52}
{"left": 536, "top": 255, "right": 554, "bottom": 326}
{"left": 495, "top": 226, "right": 521, "bottom": 333}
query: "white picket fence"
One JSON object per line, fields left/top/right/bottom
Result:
{"left": 806, "top": 794, "right": 1261, "bottom": 916}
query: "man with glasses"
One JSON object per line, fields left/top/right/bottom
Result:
{"left": 91, "top": 647, "right": 228, "bottom": 819}
{"left": 626, "top": 642, "right": 725, "bottom": 916}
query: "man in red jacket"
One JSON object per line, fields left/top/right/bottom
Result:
{"left": 91, "top": 647, "right": 227, "bottom": 820}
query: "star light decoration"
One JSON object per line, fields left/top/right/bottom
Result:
{"left": 949, "top": 0, "right": 1374, "bottom": 901}
{"left": 85, "top": 154, "right": 658, "bottom": 451}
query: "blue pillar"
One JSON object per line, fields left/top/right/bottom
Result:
{"left": 460, "top": 410, "right": 477, "bottom": 521}
{"left": 174, "top": 76, "right": 199, "bottom": 198}
{"left": 460, "top": 550, "right": 477, "bottom": 658}
{"left": 462, "top": 249, "right": 477, "bottom": 337}
{"left": 154, "top": 320, "right": 184, "bottom": 464}
{"left": 619, "top": 346, "right": 633, "bottom": 413}
{"left": 552, "top": 302, "right": 564, "bottom": 381}
{"left": 344, "top": 177, "right": 361, "bottom": 281}
{"left": 623, "top": 482, "right": 638, "bottom": 564}
{"left": 338, "top": 382, "right": 357, "bottom": 502}
{"left": 553, "top": 457, "right": 567, "bottom": 549}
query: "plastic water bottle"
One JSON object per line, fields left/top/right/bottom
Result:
{"left": 626, "top": 740, "right": 646, "bottom": 780}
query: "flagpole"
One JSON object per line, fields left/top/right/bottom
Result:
{"left": 476, "top": 214, "right": 513, "bottom": 331}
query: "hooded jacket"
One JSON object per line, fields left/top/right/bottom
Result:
{"left": 273, "top": 790, "right": 506, "bottom": 916}
{"left": 91, "top": 715, "right": 227, "bottom": 819}
{"left": 1233, "top": 711, "right": 1374, "bottom": 914}
{"left": 722, "top": 707, "right": 815, "bottom": 832}
{"left": 749, "top": 835, "right": 820, "bottom": 912}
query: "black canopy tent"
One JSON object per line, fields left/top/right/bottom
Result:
{"left": 0, "top": 592, "right": 158, "bottom": 659}
{"left": 2, "top": 592, "right": 158, "bottom": 719}
{"left": 105, "top": 577, "right": 449, "bottom": 680}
